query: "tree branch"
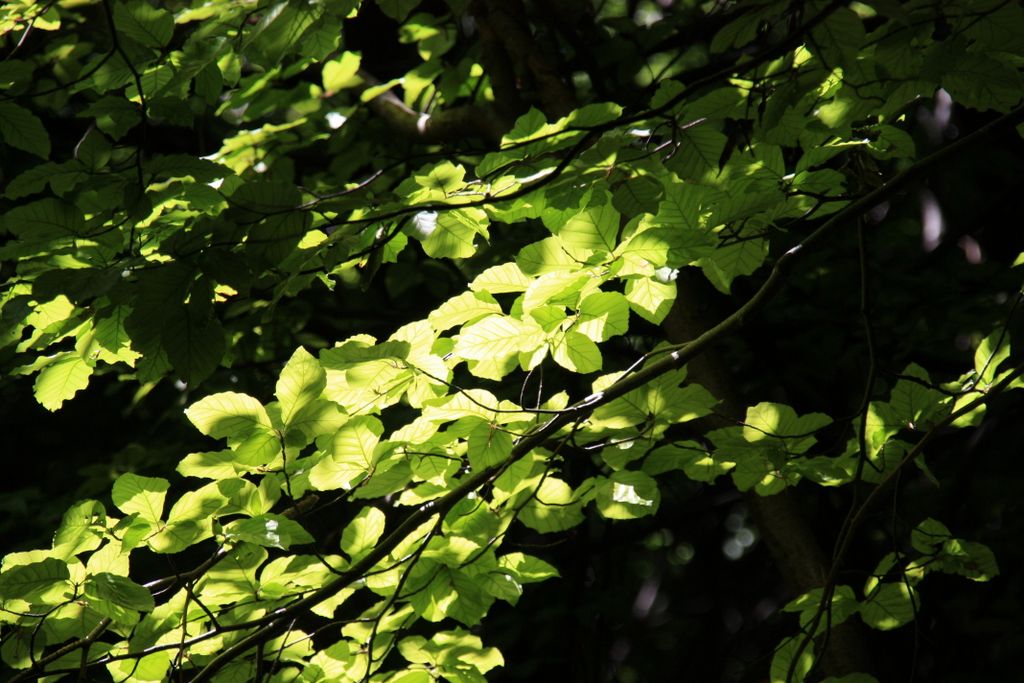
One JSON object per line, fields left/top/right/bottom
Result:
{"left": 472, "top": 0, "right": 577, "bottom": 118}
{"left": 357, "top": 71, "right": 506, "bottom": 146}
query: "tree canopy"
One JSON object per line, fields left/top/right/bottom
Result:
{"left": 2, "top": 0, "right": 1024, "bottom": 681}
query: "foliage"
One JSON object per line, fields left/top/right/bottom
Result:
{"left": 2, "top": 0, "right": 1024, "bottom": 681}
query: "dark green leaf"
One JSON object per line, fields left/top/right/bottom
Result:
{"left": 0, "top": 101, "right": 50, "bottom": 158}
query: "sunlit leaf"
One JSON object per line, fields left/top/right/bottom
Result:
{"left": 111, "top": 473, "right": 169, "bottom": 522}
{"left": 340, "top": 506, "right": 386, "bottom": 560}
{"left": 185, "top": 392, "right": 272, "bottom": 441}
{"left": 227, "top": 515, "right": 315, "bottom": 549}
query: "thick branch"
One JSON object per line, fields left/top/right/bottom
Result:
{"left": 663, "top": 270, "right": 871, "bottom": 676}
{"left": 357, "top": 71, "right": 506, "bottom": 146}
{"left": 472, "top": 0, "right": 577, "bottom": 118}
{"left": 469, "top": 0, "right": 525, "bottom": 124}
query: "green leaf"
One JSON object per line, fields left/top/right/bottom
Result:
{"left": 5, "top": 161, "right": 87, "bottom": 199}
{"left": 522, "top": 270, "right": 590, "bottom": 312}
{"left": 811, "top": 7, "right": 866, "bottom": 65}
{"left": 783, "top": 585, "right": 859, "bottom": 632}
{"left": 106, "top": 651, "right": 171, "bottom": 682}
{"left": 485, "top": 448, "right": 543, "bottom": 504}
{"left": 0, "top": 101, "right": 50, "bottom": 158}
{"left": 742, "top": 402, "right": 831, "bottom": 452}
{"left": 114, "top": 1, "right": 174, "bottom": 48}
{"left": 309, "top": 415, "right": 384, "bottom": 490}
{"left": 595, "top": 471, "right": 660, "bottom": 519}
{"left": 421, "top": 207, "right": 489, "bottom": 259}
{"left": 519, "top": 478, "right": 584, "bottom": 532}
{"left": 276, "top": 346, "right": 327, "bottom": 425}
{"left": 612, "top": 175, "right": 663, "bottom": 216}
{"left": 699, "top": 237, "right": 769, "bottom": 293}
{"left": 466, "top": 419, "right": 513, "bottom": 471}
{"left": 860, "top": 582, "right": 916, "bottom": 630}
{"left": 286, "top": 398, "right": 348, "bottom": 443}
{"left": 710, "top": 7, "right": 774, "bottom": 53}
{"left": 565, "top": 101, "right": 623, "bottom": 127}
{"left": 624, "top": 276, "right": 676, "bottom": 324}
{"left": 259, "top": 554, "right": 346, "bottom": 599}
{"left": 974, "top": 327, "right": 1011, "bottom": 386}
{"left": 245, "top": 2, "right": 321, "bottom": 63}
{"left": 643, "top": 442, "right": 732, "bottom": 483}
{"left": 454, "top": 315, "right": 542, "bottom": 365}
{"left": 770, "top": 636, "right": 814, "bottom": 683}
{"left": 226, "top": 515, "right": 315, "bottom": 549}
{"left": 551, "top": 330, "right": 602, "bottom": 373}
{"left": 33, "top": 353, "right": 93, "bottom": 411}
{"left": 2, "top": 198, "right": 84, "bottom": 240}
{"left": 516, "top": 236, "right": 581, "bottom": 275}
{"left": 576, "top": 291, "right": 629, "bottom": 342}
{"left": 199, "top": 543, "right": 266, "bottom": 604}
{"left": 147, "top": 155, "right": 229, "bottom": 182}
{"left": 942, "top": 53, "right": 1023, "bottom": 112}
{"left": 322, "top": 51, "right": 363, "bottom": 91}
{"left": 476, "top": 569, "right": 523, "bottom": 604}
{"left": 556, "top": 194, "right": 619, "bottom": 257}
{"left": 387, "top": 669, "right": 433, "bottom": 683}
{"left": 414, "top": 161, "right": 466, "bottom": 196}
{"left": 656, "top": 182, "right": 708, "bottom": 231}
{"left": 620, "top": 226, "right": 714, "bottom": 268}
{"left": 429, "top": 291, "right": 503, "bottom": 332}
{"left": 185, "top": 392, "right": 272, "bottom": 441}
{"left": 176, "top": 450, "right": 237, "bottom": 479}
{"left": 670, "top": 126, "right": 727, "bottom": 180}
{"left": 378, "top": 0, "right": 421, "bottom": 21}
{"left": 498, "top": 553, "right": 560, "bottom": 582}
{"left": 79, "top": 96, "right": 141, "bottom": 140}
{"left": 52, "top": 500, "right": 106, "bottom": 554}
{"left": 162, "top": 303, "right": 225, "bottom": 385}
{"left": 145, "top": 521, "right": 205, "bottom": 554}
{"left": 910, "top": 518, "right": 951, "bottom": 554}
{"left": 111, "top": 473, "right": 170, "bottom": 522}
{"left": 0, "top": 558, "right": 69, "bottom": 601}
{"left": 340, "top": 506, "right": 386, "bottom": 560}
{"left": 469, "top": 262, "right": 533, "bottom": 293}
{"left": 92, "top": 305, "right": 140, "bottom": 365}
{"left": 938, "top": 538, "right": 999, "bottom": 582}
{"left": 85, "top": 572, "right": 155, "bottom": 612}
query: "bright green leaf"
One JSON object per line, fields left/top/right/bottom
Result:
{"left": 340, "top": 506, "right": 386, "bottom": 560}
{"left": 277, "top": 346, "right": 327, "bottom": 425}
{"left": 111, "top": 473, "right": 169, "bottom": 522}
{"left": 226, "top": 515, "right": 315, "bottom": 549}
{"left": 309, "top": 415, "right": 384, "bottom": 490}
{"left": 595, "top": 471, "right": 660, "bottom": 519}
{"left": 185, "top": 392, "right": 272, "bottom": 441}
{"left": 33, "top": 353, "right": 93, "bottom": 411}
